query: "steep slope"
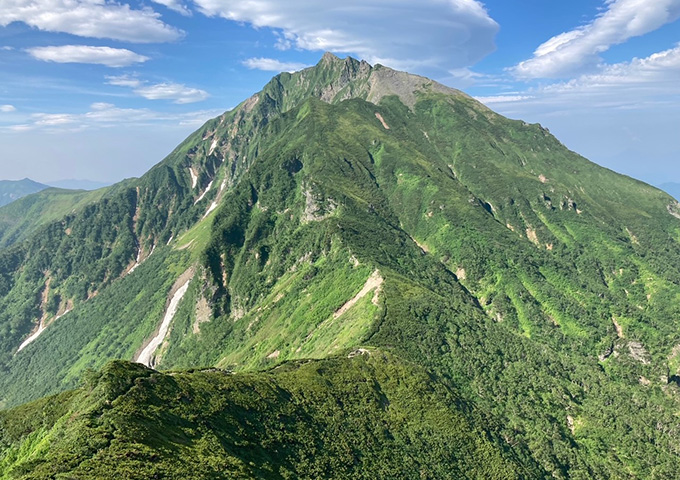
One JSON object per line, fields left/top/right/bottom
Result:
{"left": 0, "top": 98, "right": 259, "bottom": 373}
{"left": 1, "top": 53, "right": 680, "bottom": 478}
{"left": 0, "top": 179, "right": 48, "bottom": 208}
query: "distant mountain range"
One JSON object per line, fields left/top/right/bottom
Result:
{"left": 0, "top": 178, "right": 112, "bottom": 209}
{"left": 0, "top": 178, "right": 49, "bottom": 207}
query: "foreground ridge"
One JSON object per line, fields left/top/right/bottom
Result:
{"left": 0, "top": 355, "right": 538, "bottom": 479}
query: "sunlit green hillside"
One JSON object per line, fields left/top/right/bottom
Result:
{"left": 2, "top": 54, "right": 680, "bottom": 478}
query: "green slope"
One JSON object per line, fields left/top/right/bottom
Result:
{"left": 1, "top": 53, "right": 680, "bottom": 478}
{"left": 0, "top": 101, "right": 253, "bottom": 369}
{"left": 0, "top": 356, "right": 538, "bottom": 479}
{"left": 168, "top": 92, "right": 680, "bottom": 477}
{"left": 0, "top": 185, "right": 122, "bottom": 248}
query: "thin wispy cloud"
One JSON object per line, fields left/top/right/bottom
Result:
{"left": 534, "top": 45, "right": 680, "bottom": 108}
{"left": 106, "top": 75, "right": 143, "bottom": 88}
{"left": 151, "top": 0, "right": 192, "bottom": 16}
{"left": 107, "top": 75, "right": 210, "bottom": 104}
{"left": 27, "top": 46, "right": 149, "bottom": 67}
{"left": 476, "top": 44, "right": 680, "bottom": 116}
{"left": 192, "top": 0, "right": 499, "bottom": 74}
{"left": 0, "top": 0, "right": 183, "bottom": 43}
{"left": 4, "top": 102, "right": 221, "bottom": 132}
{"left": 242, "top": 57, "right": 309, "bottom": 73}
{"left": 512, "top": 0, "right": 680, "bottom": 78}
{"left": 134, "top": 83, "right": 210, "bottom": 104}
{"left": 474, "top": 95, "right": 533, "bottom": 104}
{"left": 0, "top": 105, "right": 16, "bottom": 112}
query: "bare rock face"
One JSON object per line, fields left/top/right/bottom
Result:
{"left": 667, "top": 202, "right": 680, "bottom": 220}
{"left": 308, "top": 52, "right": 470, "bottom": 110}
{"left": 628, "top": 341, "right": 650, "bottom": 364}
{"left": 301, "top": 183, "right": 337, "bottom": 223}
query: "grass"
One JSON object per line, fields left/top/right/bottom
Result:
{"left": 0, "top": 186, "right": 116, "bottom": 248}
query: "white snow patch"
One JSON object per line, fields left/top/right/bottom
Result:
{"left": 128, "top": 244, "right": 155, "bottom": 275}
{"left": 204, "top": 200, "right": 219, "bottom": 218}
{"left": 194, "top": 180, "right": 213, "bottom": 204}
{"left": 209, "top": 139, "right": 218, "bottom": 156}
{"left": 128, "top": 247, "right": 143, "bottom": 274}
{"left": 189, "top": 167, "right": 198, "bottom": 189}
{"left": 220, "top": 179, "right": 227, "bottom": 192}
{"left": 17, "top": 309, "right": 72, "bottom": 353}
{"left": 136, "top": 278, "right": 191, "bottom": 368}
{"left": 166, "top": 235, "right": 174, "bottom": 246}
{"left": 17, "top": 324, "right": 47, "bottom": 353}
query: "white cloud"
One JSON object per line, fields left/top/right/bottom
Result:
{"left": 0, "top": 0, "right": 183, "bottom": 43}
{"left": 106, "top": 76, "right": 210, "bottom": 103}
{"left": 443, "top": 67, "right": 510, "bottom": 89}
{"left": 483, "top": 45, "right": 680, "bottom": 118}
{"left": 538, "top": 45, "right": 680, "bottom": 104}
{"left": 4, "top": 103, "right": 221, "bottom": 132}
{"left": 474, "top": 95, "right": 533, "bottom": 105}
{"left": 0, "top": 105, "right": 16, "bottom": 112}
{"left": 242, "top": 57, "right": 309, "bottom": 72}
{"left": 192, "top": 0, "right": 499, "bottom": 73}
{"left": 513, "top": 0, "right": 680, "bottom": 78}
{"left": 1, "top": 46, "right": 14, "bottom": 51}
{"left": 27, "top": 45, "right": 149, "bottom": 67}
{"left": 151, "top": 0, "right": 192, "bottom": 16}
{"left": 32, "top": 113, "right": 78, "bottom": 126}
{"left": 91, "top": 102, "right": 116, "bottom": 110}
{"left": 106, "top": 75, "right": 143, "bottom": 88}
{"left": 133, "top": 83, "right": 209, "bottom": 104}
{"left": 448, "top": 68, "right": 487, "bottom": 82}
{"left": 8, "top": 124, "right": 33, "bottom": 132}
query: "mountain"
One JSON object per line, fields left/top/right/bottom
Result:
{"left": 48, "top": 179, "right": 112, "bottom": 190}
{"left": 0, "top": 179, "right": 48, "bottom": 207}
{"left": 2, "top": 53, "right": 680, "bottom": 478}
{"left": 0, "top": 184, "right": 129, "bottom": 249}
{"left": 0, "top": 357, "right": 538, "bottom": 479}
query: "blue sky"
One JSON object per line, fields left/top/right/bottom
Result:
{"left": 0, "top": 0, "right": 678, "bottom": 186}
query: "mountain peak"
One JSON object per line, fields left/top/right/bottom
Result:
{"left": 317, "top": 51, "right": 370, "bottom": 72}
{"left": 320, "top": 51, "right": 341, "bottom": 63}
{"left": 251, "top": 52, "right": 470, "bottom": 118}
{"left": 0, "top": 178, "right": 49, "bottom": 207}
